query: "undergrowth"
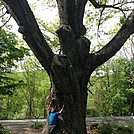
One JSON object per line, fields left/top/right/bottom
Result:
{"left": 31, "top": 121, "right": 44, "bottom": 129}
{"left": 0, "top": 123, "right": 12, "bottom": 134}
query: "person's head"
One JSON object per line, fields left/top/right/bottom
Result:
{"left": 49, "top": 106, "right": 56, "bottom": 113}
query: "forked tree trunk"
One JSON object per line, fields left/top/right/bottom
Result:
{"left": 44, "top": 24, "right": 91, "bottom": 133}
{"left": 42, "top": 23, "right": 91, "bottom": 133}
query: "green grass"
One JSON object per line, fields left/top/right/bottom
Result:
{"left": 0, "top": 123, "right": 12, "bottom": 134}
{"left": 31, "top": 121, "right": 44, "bottom": 129}
{"left": 98, "top": 123, "right": 134, "bottom": 134}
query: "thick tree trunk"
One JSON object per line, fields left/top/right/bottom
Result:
{"left": 130, "top": 94, "right": 134, "bottom": 116}
{"left": 47, "top": 63, "right": 89, "bottom": 134}
{"left": 44, "top": 25, "right": 91, "bottom": 133}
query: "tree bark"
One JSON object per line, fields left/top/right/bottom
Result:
{"left": 49, "top": 56, "right": 89, "bottom": 133}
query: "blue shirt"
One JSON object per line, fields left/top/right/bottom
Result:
{"left": 49, "top": 112, "right": 60, "bottom": 125}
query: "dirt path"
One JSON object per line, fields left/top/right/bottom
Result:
{"left": 0, "top": 119, "right": 45, "bottom": 134}
{"left": 1, "top": 117, "right": 134, "bottom": 134}
{"left": 11, "top": 127, "right": 43, "bottom": 134}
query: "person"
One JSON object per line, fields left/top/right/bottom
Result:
{"left": 48, "top": 105, "right": 64, "bottom": 134}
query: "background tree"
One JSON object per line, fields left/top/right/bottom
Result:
{"left": 0, "top": 28, "right": 28, "bottom": 95}
{"left": 20, "top": 56, "right": 50, "bottom": 119}
{"left": 88, "top": 57, "right": 133, "bottom": 116}
{"left": 0, "top": 56, "right": 50, "bottom": 119}
{"left": 1, "top": 0, "right": 134, "bottom": 133}
{"left": 0, "top": 28, "right": 28, "bottom": 119}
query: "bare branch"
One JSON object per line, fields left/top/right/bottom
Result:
{"left": 90, "top": 0, "right": 133, "bottom": 36}
{"left": 41, "top": 25, "right": 57, "bottom": 36}
{"left": 0, "top": 15, "right": 11, "bottom": 28}
{"left": 89, "top": 0, "right": 100, "bottom": 8}
{"left": 89, "top": 0, "right": 134, "bottom": 11}
{"left": 130, "top": 37, "right": 134, "bottom": 57}
{"left": 90, "top": 9, "right": 134, "bottom": 71}
{"left": 97, "top": 7, "right": 105, "bottom": 33}
{"left": 0, "top": 6, "right": 6, "bottom": 17}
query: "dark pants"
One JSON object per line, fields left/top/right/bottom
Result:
{"left": 48, "top": 125, "right": 58, "bottom": 134}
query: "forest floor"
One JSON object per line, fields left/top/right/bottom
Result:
{"left": 0, "top": 116, "right": 134, "bottom": 134}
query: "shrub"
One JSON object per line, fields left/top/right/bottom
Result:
{"left": 98, "top": 123, "right": 134, "bottom": 134}
{"left": 86, "top": 108, "right": 99, "bottom": 117}
{"left": 31, "top": 121, "right": 44, "bottom": 129}
{"left": 0, "top": 123, "right": 12, "bottom": 134}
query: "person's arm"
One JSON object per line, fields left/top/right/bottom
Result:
{"left": 59, "top": 105, "right": 64, "bottom": 114}
{"left": 58, "top": 115, "right": 63, "bottom": 121}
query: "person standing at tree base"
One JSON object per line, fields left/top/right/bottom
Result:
{"left": 48, "top": 105, "right": 64, "bottom": 134}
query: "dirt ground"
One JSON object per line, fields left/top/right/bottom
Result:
{"left": 9, "top": 126, "right": 94, "bottom": 134}
{"left": 3, "top": 116, "right": 134, "bottom": 134}
{"left": 11, "top": 127, "right": 43, "bottom": 134}
{"left": 7, "top": 124, "right": 130, "bottom": 134}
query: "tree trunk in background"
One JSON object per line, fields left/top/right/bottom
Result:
{"left": 130, "top": 94, "right": 134, "bottom": 116}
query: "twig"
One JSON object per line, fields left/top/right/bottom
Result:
{"left": 0, "top": 15, "right": 11, "bottom": 28}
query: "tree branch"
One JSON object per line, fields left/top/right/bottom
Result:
{"left": 91, "top": 9, "right": 134, "bottom": 70}
{"left": 56, "top": 0, "right": 87, "bottom": 38}
{"left": 89, "top": 0, "right": 133, "bottom": 11}
{"left": 75, "top": 0, "right": 87, "bottom": 37}
{"left": 2, "top": 0, "right": 54, "bottom": 75}
{"left": 0, "top": 7, "right": 6, "bottom": 17}
{"left": 56, "top": 0, "right": 75, "bottom": 30}
{"left": 0, "top": 15, "right": 11, "bottom": 28}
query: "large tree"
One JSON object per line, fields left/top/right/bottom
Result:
{"left": 1, "top": 0, "right": 134, "bottom": 133}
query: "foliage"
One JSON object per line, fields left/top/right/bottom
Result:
{"left": 0, "top": 52, "right": 50, "bottom": 119}
{"left": 31, "top": 121, "right": 44, "bottom": 129}
{"left": 0, "top": 69, "right": 50, "bottom": 119}
{"left": 0, "top": 28, "right": 28, "bottom": 71}
{"left": 98, "top": 123, "right": 134, "bottom": 134}
{"left": 87, "top": 57, "right": 133, "bottom": 116}
{"left": 20, "top": 56, "right": 50, "bottom": 119}
{"left": 0, "top": 86, "right": 25, "bottom": 119}
{"left": 0, "top": 28, "right": 29, "bottom": 95}
{"left": 0, "top": 73, "right": 24, "bottom": 95}
{"left": 0, "top": 123, "right": 12, "bottom": 134}
{"left": 37, "top": 18, "right": 59, "bottom": 52}
{"left": 86, "top": 108, "right": 99, "bottom": 117}
{"left": 0, "top": 28, "right": 50, "bottom": 120}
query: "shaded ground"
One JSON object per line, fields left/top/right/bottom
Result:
{"left": 0, "top": 117, "right": 134, "bottom": 134}
{"left": 0, "top": 119, "right": 45, "bottom": 134}
{"left": 86, "top": 116, "right": 134, "bottom": 134}
{"left": 10, "top": 127, "right": 42, "bottom": 134}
